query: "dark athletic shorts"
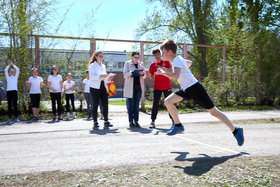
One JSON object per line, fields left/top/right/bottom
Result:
{"left": 175, "top": 82, "right": 214, "bottom": 109}
{"left": 30, "top": 94, "right": 41, "bottom": 108}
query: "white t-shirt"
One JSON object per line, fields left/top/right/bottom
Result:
{"left": 172, "top": 56, "right": 198, "bottom": 90}
{"left": 47, "top": 75, "right": 62, "bottom": 93}
{"left": 28, "top": 76, "right": 43, "bottom": 94}
{"left": 63, "top": 80, "right": 75, "bottom": 94}
{"left": 5, "top": 65, "right": 19, "bottom": 91}
{"left": 83, "top": 78, "right": 90, "bottom": 93}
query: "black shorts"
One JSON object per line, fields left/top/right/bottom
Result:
{"left": 30, "top": 94, "right": 41, "bottom": 108}
{"left": 175, "top": 82, "right": 214, "bottom": 109}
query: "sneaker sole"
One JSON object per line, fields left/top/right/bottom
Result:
{"left": 238, "top": 128, "right": 244, "bottom": 146}
{"left": 167, "top": 129, "right": 184, "bottom": 136}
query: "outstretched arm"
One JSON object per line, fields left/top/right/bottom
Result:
{"left": 4, "top": 65, "right": 9, "bottom": 79}
{"left": 13, "top": 64, "right": 20, "bottom": 79}
{"left": 156, "top": 67, "right": 181, "bottom": 80}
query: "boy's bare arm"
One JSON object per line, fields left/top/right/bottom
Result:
{"left": 186, "top": 59, "right": 192, "bottom": 68}
{"left": 160, "top": 67, "right": 173, "bottom": 73}
{"left": 156, "top": 67, "right": 181, "bottom": 80}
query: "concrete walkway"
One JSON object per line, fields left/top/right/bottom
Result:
{"left": 0, "top": 109, "right": 279, "bottom": 175}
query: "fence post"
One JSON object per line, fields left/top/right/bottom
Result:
{"left": 222, "top": 46, "right": 226, "bottom": 84}
{"left": 35, "top": 36, "right": 40, "bottom": 69}
{"left": 183, "top": 43, "right": 188, "bottom": 59}
{"left": 140, "top": 41, "right": 145, "bottom": 111}
{"left": 90, "top": 39, "right": 96, "bottom": 56}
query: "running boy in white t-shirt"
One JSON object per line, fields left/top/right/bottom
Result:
{"left": 63, "top": 73, "right": 76, "bottom": 120}
{"left": 156, "top": 39, "right": 244, "bottom": 146}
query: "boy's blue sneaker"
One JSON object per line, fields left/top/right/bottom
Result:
{"left": 14, "top": 118, "right": 20, "bottom": 122}
{"left": 234, "top": 127, "right": 244, "bottom": 146}
{"left": 167, "top": 125, "right": 184, "bottom": 135}
{"left": 7, "top": 118, "right": 12, "bottom": 123}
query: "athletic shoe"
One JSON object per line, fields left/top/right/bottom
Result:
{"left": 93, "top": 122, "right": 99, "bottom": 128}
{"left": 7, "top": 118, "right": 12, "bottom": 123}
{"left": 234, "top": 127, "right": 244, "bottom": 146}
{"left": 32, "top": 116, "right": 37, "bottom": 121}
{"left": 87, "top": 114, "right": 91, "bottom": 120}
{"left": 52, "top": 116, "right": 56, "bottom": 121}
{"left": 73, "top": 112, "right": 76, "bottom": 119}
{"left": 14, "top": 118, "right": 20, "bottom": 122}
{"left": 149, "top": 122, "right": 155, "bottom": 129}
{"left": 129, "top": 122, "right": 135, "bottom": 128}
{"left": 58, "top": 116, "right": 63, "bottom": 121}
{"left": 35, "top": 117, "right": 40, "bottom": 121}
{"left": 167, "top": 125, "right": 184, "bottom": 135}
{"left": 134, "top": 122, "right": 141, "bottom": 128}
{"left": 104, "top": 121, "right": 113, "bottom": 127}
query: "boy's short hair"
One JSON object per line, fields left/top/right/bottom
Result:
{"left": 152, "top": 48, "right": 161, "bottom": 55}
{"left": 85, "top": 70, "right": 89, "bottom": 73}
{"left": 160, "top": 39, "right": 177, "bottom": 54}
{"left": 131, "top": 50, "right": 140, "bottom": 57}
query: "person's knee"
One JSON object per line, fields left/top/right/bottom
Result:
{"left": 209, "top": 107, "right": 221, "bottom": 117}
{"left": 210, "top": 111, "right": 217, "bottom": 117}
{"left": 165, "top": 97, "right": 173, "bottom": 106}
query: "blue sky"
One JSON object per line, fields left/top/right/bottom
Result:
{"left": 55, "top": 0, "right": 224, "bottom": 51}
{"left": 57, "top": 0, "right": 151, "bottom": 51}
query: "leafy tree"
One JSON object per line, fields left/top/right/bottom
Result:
{"left": 0, "top": 0, "right": 62, "bottom": 111}
{"left": 136, "top": 0, "right": 217, "bottom": 78}
{"left": 239, "top": 0, "right": 280, "bottom": 104}
{"left": 203, "top": 0, "right": 256, "bottom": 105}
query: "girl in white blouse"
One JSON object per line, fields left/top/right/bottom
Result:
{"left": 88, "top": 51, "right": 114, "bottom": 129}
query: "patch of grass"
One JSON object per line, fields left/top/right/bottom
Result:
{"left": 108, "top": 99, "right": 153, "bottom": 106}
{"left": 108, "top": 99, "right": 126, "bottom": 105}
{"left": 218, "top": 105, "right": 277, "bottom": 111}
{"left": 0, "top": 156, "right": 279, "bottom": 186}
{"left": 175, "top": 105, "right": 278, "bottom": 113}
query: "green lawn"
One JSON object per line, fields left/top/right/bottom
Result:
{"left": 108, "top": 99, "right": 153, "bottom": 106}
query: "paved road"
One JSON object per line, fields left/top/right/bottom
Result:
{"left": 0, "top": 110, "right": 279, "bottom": 175}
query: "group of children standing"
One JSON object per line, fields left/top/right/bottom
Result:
{"left": 4, "top": 62, "right": 91, "bottom": 123}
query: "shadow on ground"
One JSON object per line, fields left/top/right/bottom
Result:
{"left": 127, "top": 127, "right": 153, "bottom": 134}
{"left": 89, "top": 127, "right": 119, "bottom": 135}
{"left": 172, "top": 152, "right": 250, "bottom": 176}
{"left": 153, "top": 127, "right": 170, "bottom": 135}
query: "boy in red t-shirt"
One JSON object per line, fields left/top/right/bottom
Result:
{"left": 148, "top": 49, "right": 173, "bottom": 128}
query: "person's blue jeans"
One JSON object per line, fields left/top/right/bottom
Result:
{"left": 126, "top": 85, "right": 142, "bottom": 123}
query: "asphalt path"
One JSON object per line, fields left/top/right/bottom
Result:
{"left": 0, "top": 110, "right": 279, "bottom": 175}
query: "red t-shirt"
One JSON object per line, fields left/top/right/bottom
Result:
{"left": 149, "top": 59, "right": 172, "bottom": 90}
